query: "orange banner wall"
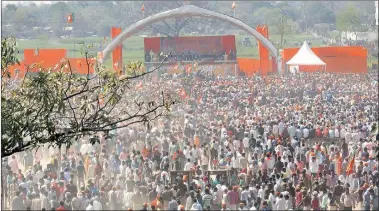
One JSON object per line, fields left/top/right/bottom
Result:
{"left": 7, "top": 62, "right": 26, "bottom": 78}
{"left": 65, "top": 58, "right": 95, "bottom": 75}
{"left": 221, "top": 35, "right": 237, "bottom": 54}
{"left": 23, "top": 49, "right": 67, "bottom": 71}
{"left": 282, "top": 46, "right": 367, "bottom": 74}
{"left": 237, "top": 58, "right": 260, "bottom": 77}
{"left": 111, "top": 27, "right": 123, "bottom": 74}
{"left": 256, "top": 25, "right": 270, "bottom": 76}
{"left": 144, "top": 37, "right": 161, "bottom": 53}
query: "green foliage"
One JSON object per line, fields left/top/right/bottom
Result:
{"left": 2, "top": 1, "right": 372, "bottom": 39}
{"left": 1, "top": 38, "right": 175, "bottom": 157}
{"left": 336, "top": 4, "right": 361, "bottom": 32}
{"left": 1, "top": 37, "right": 20, "bottom": 78}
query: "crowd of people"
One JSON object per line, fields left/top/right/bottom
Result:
{"left": 2, "top": 69, "right": 379, "bottom": 211}
{"left": 145, "top": 50, "right": 237, "bottom": 63}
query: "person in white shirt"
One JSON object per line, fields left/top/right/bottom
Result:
{"left": 201, "top": 152, "right": 209, "bottom": 171}
{"left": 273, "top": 123, "right": 279, "bottom": 135}
{"left": 345, "top": 130, "right": 352, "bottom": 142}
{"left": 8, "top": 156, "right": 19, "bottom": 174}
{"left": 92, "top": 196, "right": 102, "bottom": 210}
{"left": 86, "top": 201, "right": 94, "bottom": 210}
{"left": 335, "top": 127, "right": 340, "bottom": 138}
{"left": 275, "top": 194, "right": 286, "bottom": 210}
{"left": 303, "top": 127, "right": 310, "bottom": 139}
{"left": 232, "top": 153, "right": 240, "bottom": 169}
{"left": 184, "top": 159, "right": 194, "bottom": 171}
{"left": 240, "top": 186, "right": 250, "bottom": 205}
{"left": 309, "top": 156, "right": 319, "bottom": 177}
{"left": 243, "top": 134, "right": 250, "bottom": 157}
{"left": 340, "top": 127, "right": 346, "bottom": 139}
{"left": 233, "top": 139, "right": 241, "bottom": 152}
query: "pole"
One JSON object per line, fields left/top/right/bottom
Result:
{"left": 73, "top": 26, "right": 75, "bottom": 58}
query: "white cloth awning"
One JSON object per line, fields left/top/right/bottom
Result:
{"left": 286, "top": 41, "right": 326, "bottom": 66}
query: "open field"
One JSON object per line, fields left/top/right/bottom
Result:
{"left": 14, "top": 34, "right": 376, "bottom": 67}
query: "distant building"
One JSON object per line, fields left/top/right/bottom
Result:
{"left": 342, "top": 31, "right": 378, "bottom": 42}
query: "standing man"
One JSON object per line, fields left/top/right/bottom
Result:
{"left": 340, "top": 187, "right": 355, "bottom": 210}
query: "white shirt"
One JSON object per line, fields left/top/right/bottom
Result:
{"left": 233, "top": 140, "right": 240, "bottom": 151}
{"left": 309, "top": 159, "right": 319, "bottom": 173}
{"left": 86, "top": 204, "right": 94, "bottom": 210}
{"left": 243, "top": 137, "right": 249, "bottom": 149}
{"left": 345, "top": 131, "right": 352, "bottom": 142}
{"left": 340, "top": 128, "right": 346, "bottom": 139}
{"left": 184, "top": 162, "right": 194, "bottom": 171}
{"left": 232, "top": 156, "right": 240, "bottom": 169}
{"left": 8, "top": 159, "right": 18, "bottom": 173}
{"left": 335, "top": 129, "right": 340, "bottom": 138}
{"left": 273, "top": 125, "right": 279, "bottom": 134}
{"left": 303, "top": 128, "right": 309, "bottom": 138}
{"left": 93, "top": 200, "right": 102, "bottom": 210}
{"left": 276, "top": 198, "right": 286, "bottom": 210}
{"left": 201, "top": 155, "right": 209, "bottom": 166}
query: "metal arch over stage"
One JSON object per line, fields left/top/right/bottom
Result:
{"left": 100, "top": 5, "right": 281, "bottom": 71}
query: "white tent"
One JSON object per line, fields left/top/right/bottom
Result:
{"left": 286, "top": 41, "right": 326, "bottom": 73}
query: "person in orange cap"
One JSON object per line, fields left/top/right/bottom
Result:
{"left": 178, "top": 205, "right": 185, "bottom": 211}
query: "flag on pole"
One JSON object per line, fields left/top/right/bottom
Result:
{"left": 178, "top": 89, "right": 188, "bottom": 99}
{"left": 193, "top": 62, "right": 198, "bottom": 70}
{"left": 185, "top": 64, "right": 192, "bottom": 74}
{"left": 173, "top": 62, "right": 180, "bottom": 70}
{"left": 197, "top": 95, "right": 202, "bottom": 104}
{"left": 141, "top": 4, "right": 145, "bottom": 11}
{"left": 232, "top": 2, "right": 236, "bottom": 9}
{"left": 346, "top": 150, "right": 356, "bottom": 176}
{"left": 99, "top": 93, "right": 104, "bottom": 106}
{"left": 136, "top": 80, "right": 143, "bottom": 89}
{"left": 66, "top": 13, "right": 74, "bottom": 24}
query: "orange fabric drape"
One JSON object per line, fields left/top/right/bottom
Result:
{"left": 222, "top": 35, "right": 237, "bottom": 54}
{"left": 24, "top": 49, "right": 67, "bottom": 70}
{"left": 144, "top": 37, "right": 161, "bottom": 53}
{"left": 111, "top": 27, "right": 123, "bottom": 74}
{"left": 237, "top": 58, "right": 260, "bottom": 77}
{"left": 7, "top": 61, "right": 26, "bottom": 78}
{"left": 65, "top": 58, "right": 95, "bottom": 74}
{"left": 256, "top": 25, "right": 270, "bottom": 75}
{"left": 282, "top": 46, "right": 367, "bottom": 74}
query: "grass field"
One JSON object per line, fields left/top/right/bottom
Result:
{"left": 15, "top": 33, "right": 375, "bottom": 67}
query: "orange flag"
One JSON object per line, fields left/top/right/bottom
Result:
{"left": 193, "top": 62, "right": 198, "bottom": 70}
{"left": 178, "top": 89, "right": 188, "bottom": 99}
{"left": 66, "top": 13, "right": 74, "bottom": 24}
{"left": 136, "top": 80, "right": 143, "bottom": 89}
{"left": 232, "top": 2, "right": 236, "bottom": 9}
{"left": 346, "top": 152, "right": 355, "bottom": 176}
{"left": 141, "top": 4, "right": 145, "bottom": 11}
{"left": 197, "top": 95, "right": 202, "bottom": 104}
{"left": 185, "top": 64, "right": 192, "bottom": 74}
{"left": 173, "top": 62, "right": 180, "bottom": 70}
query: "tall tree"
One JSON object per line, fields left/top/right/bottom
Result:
{"left": 336, "top": 4, "right": 361, "bottom": 41}
{"left": 1, "top": 37, "right": 176, "bottom": 157}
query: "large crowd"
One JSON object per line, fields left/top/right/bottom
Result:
{"left": 145, "top": 50, "right": 237, "bottom": 63}
{"left": 2, "top": 69, "right": 379, "bottom": 211}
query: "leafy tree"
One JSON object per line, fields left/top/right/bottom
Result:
{"left": 336, "top": 4, "right": 361, "bottom": 42}
{"left": 336, "top": 5, "right": 361, "bottom": 32}
{"left": 306, "top": 2, "right": 335, "bottom": 25}
{"left": 264, "top": 8, "right": 294, "bottom": 48}
{"left": 1, "top": 37, "right": 176, "bottom": 158}
{"left": 5, "top": 4, "right": 17, "bottom": 11}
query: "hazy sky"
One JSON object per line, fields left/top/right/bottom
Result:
{"left": 2, "top": 1, "right": 55, "bottom": 7}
